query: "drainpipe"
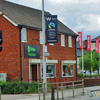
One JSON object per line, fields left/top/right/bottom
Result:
{"left": 75, "top": 37, "right": 78, "bottom": 80}
{"left": 20, "top": 26, "right": 23, "bottom": 81}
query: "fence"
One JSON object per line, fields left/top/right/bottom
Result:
{"left": 38, "top": 80, "right": 84, "bottom": 100}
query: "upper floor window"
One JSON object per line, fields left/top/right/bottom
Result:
{"left": 61, "top": 34, "right": 65, "bottom": 47}
{"left": 68, "top": 36, "right": 72, "bottom": 47}
{"left": 21, "top": 28, "right": 27, "bottom": 42}
{"left": 40, "top": 31, "right": 43, "bottom": 44}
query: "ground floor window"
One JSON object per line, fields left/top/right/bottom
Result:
{"left": 41, "top": 64, "right": 55, "bottom": 78}
{"left": 62, "top": 64, "right": 74, "bottom": 77}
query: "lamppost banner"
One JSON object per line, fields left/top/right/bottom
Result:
{"left": 45, "top": 15, "right": 58, "bottom": 43}
{"left": 87, "top": 35, "right": 91, "bottom": 51}
{"left": 95, "top": 38, "right": 99, "bottom": 53}
{"left": 78, "top": 32, "right": 83, "bottom": 49}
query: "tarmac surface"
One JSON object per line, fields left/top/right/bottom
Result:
{"left": 1, "top": 86, "right": 100, "bottom": 100}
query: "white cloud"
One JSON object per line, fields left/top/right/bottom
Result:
{"left": 6, "top": 0, "right": 100, "bottom": 39}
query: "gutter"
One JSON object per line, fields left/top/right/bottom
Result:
{"left": 19, "top": 26, "right": 23, "bottom": 81}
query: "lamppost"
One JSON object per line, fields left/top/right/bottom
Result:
{"left": 42, "top": 0, "right": 47, "bottom": 100}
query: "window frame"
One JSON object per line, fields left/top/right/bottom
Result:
{"left": 40, "top": 64, "right": 56, "bottom": 78}
{"left": 62, "top": 64, "right": 74, "bottom": 77}
{"left": 61, "top": 34, "right": 65, "bottom": 47}
{"left": 68, "top": 36, "right": 72, "bottom": 47}
{"left": 40, "top": 31, "right": 43, "bottom": 44}
{"left": 21, "top": 28, "right": 27, "bottom": 42}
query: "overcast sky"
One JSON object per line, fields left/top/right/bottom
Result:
{"left": 6, "top": 0, "right": 100, "bottom": 40}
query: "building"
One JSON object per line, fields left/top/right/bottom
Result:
{"left": 77, "top": 36, "right": 100, "bottom": 72}
{"left": 0, "top": 0, "right": 78, "bottom": 82}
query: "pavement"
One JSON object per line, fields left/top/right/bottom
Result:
{"left": 1, "top": 86, "right": 100, "bottom": 100}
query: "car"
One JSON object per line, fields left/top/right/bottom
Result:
{"left": 79, "top": 71, "right": 90, "bottom": 75}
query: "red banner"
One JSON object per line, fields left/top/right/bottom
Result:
{"left": 95, "top": 38, "right": 99, "bottom": 53}
{"left": 78, "top": 32, "right": 83, "bottom": 49}
{"left": 87, "top": 35, "right": 91, "bottom": 51}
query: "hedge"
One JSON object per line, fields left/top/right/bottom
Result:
{"left": 78, "top": 73, "right": 100, "bottom": 78}
{"left": 0, "top": 78, "right": 43, "bottom": 94}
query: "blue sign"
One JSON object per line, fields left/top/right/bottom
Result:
{"left": 46, "top": 15, "right": 58, "bottom": 43}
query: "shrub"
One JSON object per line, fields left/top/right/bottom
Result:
{"left": 0, "top": 81, "right": 6, "bottom": 87}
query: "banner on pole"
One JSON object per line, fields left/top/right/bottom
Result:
{"left": 87, "top": 35, "right": 91, "bottom": 51}
{"left": 45, "top": 15, "right": 58, "bottom": 43}
{"left": 78, "top": 32, "right": 83, "bottom": 49}
{"left": 95, "top": 38, "right": 99, "bottom": 53}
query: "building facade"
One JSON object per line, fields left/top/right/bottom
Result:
{"left": 0, "top": 0, "right": 77, "bottom": 82}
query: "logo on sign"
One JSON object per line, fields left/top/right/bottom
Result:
{"left": 48, "top": 22, "right": 55, "bottom": 29}
{"left": 46, "top": 17, "right": 51, "bottom": 21}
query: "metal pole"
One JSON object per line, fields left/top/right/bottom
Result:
{"left": 98, "top": 37, "right": 100, "bottom": 74}
{"left": 0, "top": 86, "right": 1, "bottom": 100}
{"left": 91, "top": 50, "right": 92, "bottom": 75}
{"left": 82, "top": 79, "right": 84, "bottom": 95}
{"left": 42, "top": 0, "right": 47, "bottom": 99}
{"left": 82, "top": 41, "right": 84, "bottom": 72}
{"left": 57, "top": 83, "right": 59, "bottom": 100}
{"left": 61, "top": 83, "right": 63, "bottom": 99}
{"left": 72, "top": 82, "right": 74, "bottom": 98}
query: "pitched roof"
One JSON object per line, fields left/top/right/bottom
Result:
{"left": 91, "top": 35, "right": 100, "bottom": 42}
{"left": 76, "top": 41, "right": 86, "bottom": 49}
{"left": 0, "top": 0, "right": 77, "bottom": 36}
{"left": 77, "top": 49, "right": 87, "bottom": 57}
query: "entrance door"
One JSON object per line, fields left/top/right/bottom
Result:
{"left": 31, "top": 64, "right": 37, "bottom": 81}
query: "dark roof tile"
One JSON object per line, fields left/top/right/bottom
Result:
{"left": 0, "top": 0, "right": 77, "bottom": 36}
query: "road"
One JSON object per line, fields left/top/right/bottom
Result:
{"left": 82, "top": 97, "right": 100, "bottom": 100}
{"left": 79, "top": 91, "right": 100, "bottom": 100}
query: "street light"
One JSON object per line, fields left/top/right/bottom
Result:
{"left": 42, "top": 0, "right": 47, "bottom": 100}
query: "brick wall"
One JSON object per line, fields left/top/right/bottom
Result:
{"left": 0, "top": 15, "right": 77, "bottom": 82}
{"left": 84, "top": 78, "right": 100, "bottom": 87}
{"left": 22, "top": 28, "right": 77, "bottom": 82}
{"left": 0, "top": 16, "right": 21, "bottom": 80}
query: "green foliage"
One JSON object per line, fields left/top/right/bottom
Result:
{"left": 79, "top": 54, "right": 92, "bottom": 70}
{"left": 78, "top": 73, "right": 100, "bottom": 78}
{"left": 79, "top": 50, "right": 99, "bottom": 71}
{"left": 0, "top": 77, "right": 41, "bottom": 94}
{"left": 0, "top": 81, "right": 6, "bottom": 86}
{"left": 77, "top": 73, "right": 84, "bottom": 77}
{"left": 0, "top": 77, "right": 51, "bottom": 94}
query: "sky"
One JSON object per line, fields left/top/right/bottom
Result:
{"left": 6, "top": 0, "right": 100, "bottom": 40}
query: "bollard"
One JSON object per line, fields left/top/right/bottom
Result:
{"left": 51, "top": 87, "right": 55, "bottom": 100}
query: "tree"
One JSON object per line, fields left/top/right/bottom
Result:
{"left": 79, "top": 54, "right": 92, "bottom": 70}
{"left": 79, "top": 50, "right": 99, "bottom": 72}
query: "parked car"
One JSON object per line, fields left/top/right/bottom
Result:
{"left": 79, "top": 71, "right": 90, "bottom": 75}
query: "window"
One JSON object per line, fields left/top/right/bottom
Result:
{"left": 68, "top": 36, "right": 72, "bottom": 47}
{"left": 40, "top": 31, "right": 43, "bottom": 44}
{"left": 61, "top": 34, "right": 65, "bottom": 47}
{"left": 62, "top": 64, "right": 74, "bottom": 77}
{"left": 41, "top": 64, "right": 55, "bottom": 78}
{"left": 21, "top": 28, "right": 27, "bottom": 42}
